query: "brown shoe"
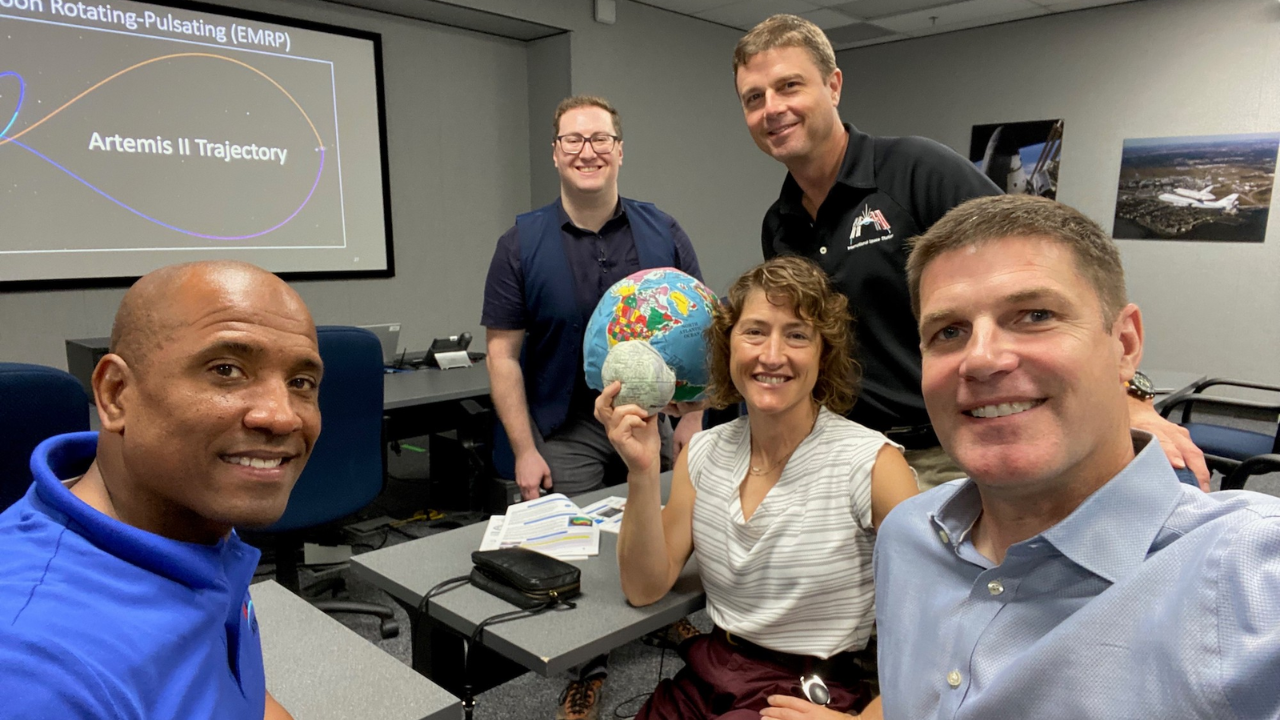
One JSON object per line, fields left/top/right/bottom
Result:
{"left": 556, "top": 674, "right": 605, "bottom": 720}
{"left": 641, "top": 617, "right": 702, "bottom": 650}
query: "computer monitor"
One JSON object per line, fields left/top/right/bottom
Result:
{"left": 359, "top": 323, "right": 402, "bottom": 366}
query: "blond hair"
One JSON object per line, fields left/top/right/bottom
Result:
{"left": 733, "top": 14, "right": 837, "bottom": 80}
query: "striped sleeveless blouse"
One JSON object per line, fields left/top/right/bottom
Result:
{"left": 687, "top": 407, "right": 895, "bottom": 659}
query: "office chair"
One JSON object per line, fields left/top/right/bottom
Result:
{"left": 258, "top": 326, "right": 399, "bottom": 638}
{"left": 1159, "top": 377, "right": 1280, "bottom": 490}
{"left": 0, "top": 362, "right": 91, "bottom": 512}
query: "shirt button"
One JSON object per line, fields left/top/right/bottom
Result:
{"left": 987, "top": 580, "right": 1004, "bottom": 596}
{"left": 937, "top": 530, "right": 950, "bottom": 545}
{"left": 819, "top": 246, "right": 827, "bottom": 255}
{"left": 947, "top": 670, "right": 962, "bottom": 688}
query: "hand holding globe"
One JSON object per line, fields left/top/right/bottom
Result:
{"left": 583, "top": 268, "right": 718, "bottom": 416}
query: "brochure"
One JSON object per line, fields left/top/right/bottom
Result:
{"left": 477, "top": 493, "right": 600, "bottom": 560}
{"left": 579, "top": 496, "right": 627, "bottom": 534}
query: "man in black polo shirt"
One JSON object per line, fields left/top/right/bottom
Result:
{"left": 732, "top": 14, "right": 1208, "bottom": 490}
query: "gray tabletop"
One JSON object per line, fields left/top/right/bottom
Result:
{"left": 383, "top": 362, "right": 491, "bottom": 411}
{"left": 254, "top": 580, "right": 461, "bottom": 720}
{"left": 351, "top": 476, "right": 705, "bottom": 676}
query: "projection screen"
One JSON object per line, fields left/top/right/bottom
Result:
{"left": 0, "top": 0, "right": 393, "bottom": 288}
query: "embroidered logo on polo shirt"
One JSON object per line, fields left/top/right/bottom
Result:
{"left": 243, "top": 598, "right": 258, "bottom": 635}
{"left": 847, "top": 204, "right": 894, "bottom": 249}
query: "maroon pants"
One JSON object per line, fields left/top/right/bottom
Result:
{"left": 636, "top": 629, "right": 874, "bottom": 720}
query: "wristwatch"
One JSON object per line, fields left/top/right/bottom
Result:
{"left": 1125, "top": 370, "right": 1156, "bottom": 401}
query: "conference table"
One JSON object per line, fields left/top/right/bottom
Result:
{"left": 383, "top": 362, "right": 491, "bottom": 412}
{"left": 350, "top": 474, "right": 706, "bottom": 696}
{"left": 382, "top": 361, "right": 491, "bottom": 438}
{"left": 254, "top": 579, "right": 461, "bottom": 720}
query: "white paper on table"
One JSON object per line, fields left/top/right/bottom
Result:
{"left": 509, "top": 516, "right": 599, "bottom": 557}
{"left": 506, "top": 493, "right": 578, "bottom": 524}
{"left": 476, "top": 493, "right": 600, "bottom": 558}
{"left": 478, "top": 514, "right": 507, "bottom": 551}
{"left": 435, "top": 350, "right": 472, "bottom": 369}
{"left": 579, "top": 496, "right": 627, "bottom": 534}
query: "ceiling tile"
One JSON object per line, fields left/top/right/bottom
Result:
{"left": 640, "top": 0, "right": 738, "bottom": 13}
{"left": 871, "top": 0, "right": 1045, "bottom": 34}
{"left": 695, "top": 0, "right": 822, "bottom": 30}
{"left": 825, "top": 21, "right": 900, "bottom": 43}
{"left": 1035, "top": 0, "right": 1135, "bottom": 10}
{"left": 833, "top": 31, "right": 912, "bottom": 49}
{"left": 799, "top": 8, "right": 864, "bottom": 29}
{"left": 831, "top": 0, "right": 967, "bottom": 20}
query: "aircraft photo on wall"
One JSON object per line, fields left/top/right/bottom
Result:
{"left": 970, "top": 119, "right": 1064, "bottom": 199}
{"left": 1112, "top": 132, "right": 1278, "bottom": 243}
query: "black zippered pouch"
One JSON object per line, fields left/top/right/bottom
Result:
{"left": 469, "top": 547, "right": 581, "bottom": 610}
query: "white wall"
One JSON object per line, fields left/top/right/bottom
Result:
{"left": 0, "top": 0, "right": 531, "bottom": 364}
{"left": 462, "top": 0, "right": 783, "bottom": 293}
{"left": 836, "top": 0, "right": 1280, "bottom": 382}
{"left": 0, "top": 0, "right": 782, "bottom": 368}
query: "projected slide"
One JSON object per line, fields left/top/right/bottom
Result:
{"left": 0, "top": 0, "right": 391, "bottom": 286}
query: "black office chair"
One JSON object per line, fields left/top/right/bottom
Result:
{"left": 1159, "top": 377, "right": 1280, "bottom": 490}
{"left": 256, "top": 326, "right": 399, "bottom": 638}
{"left": 0, "top": 362, "right": 91, "bottom": 512}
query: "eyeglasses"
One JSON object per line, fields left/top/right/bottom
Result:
{"left": 556, "top": 133, "right": 620, "bottom": 154}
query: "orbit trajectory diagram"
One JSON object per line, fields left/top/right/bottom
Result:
{"left": 0, "top": 17, "right": 348, "bottom": 253}
{"left": 2, "top": 54, "right": 325, "bottom": 241}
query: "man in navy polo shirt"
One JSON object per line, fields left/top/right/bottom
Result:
{"left": 0, "top": 261, "right": 318, "bottom": 719}
{"left": 483, "top": 95, "right": 703, "bottom": 507}
{"left": 731, "top": 14, "right": 1208, "bottom": 491}
{"left": 482, "top": 95, "right": 704, "bottom": 720}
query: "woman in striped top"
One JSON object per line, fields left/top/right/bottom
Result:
{"left": 595, "top": 256, "right": 919, "bottom": 720}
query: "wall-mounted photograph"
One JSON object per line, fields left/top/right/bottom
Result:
{"left": 1112, "top": 132, "right": 1278, "bottom": 242}
{"left": 970, "top": 119, "right": 1064, "bottom": 199}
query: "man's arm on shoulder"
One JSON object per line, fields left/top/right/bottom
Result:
{"left": 1218, "top": 513, "right": 1280, "bottom": 719}
{"left": 1128, "top": 394, "right": 1209, "bottom": 490}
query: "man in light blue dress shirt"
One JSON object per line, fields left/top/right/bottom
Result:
{"left": 872, "top": 195, "right": 1280, "bottom": 720}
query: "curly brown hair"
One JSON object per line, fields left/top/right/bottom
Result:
{"left": 705, "top": 256, "right": 859, "bottom": 414}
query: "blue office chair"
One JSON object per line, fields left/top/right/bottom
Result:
{"left": 0, "top": 362, "right": 91, "bottom": 512}
{"left": 1159, "top": 377, "right": 1280, "bottom": 490}
{"left": 258, "top": 326, "right": 399, "bottom": 638}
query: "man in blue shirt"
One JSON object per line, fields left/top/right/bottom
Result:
{"left": 483, "top": 95, "right": 704, "bottom": 503}
{"left": 0, "top": 261, "right": 319, "bottom": 719}
{"left": 868, "top": 195, "right": 1280, "bottom": 719}
{"left": 482, "top": 95, "right": 705, "bottom": 720}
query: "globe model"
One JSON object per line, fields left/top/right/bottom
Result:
{"left": 584, "top": 268, "right": 718, "bottom": 414}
